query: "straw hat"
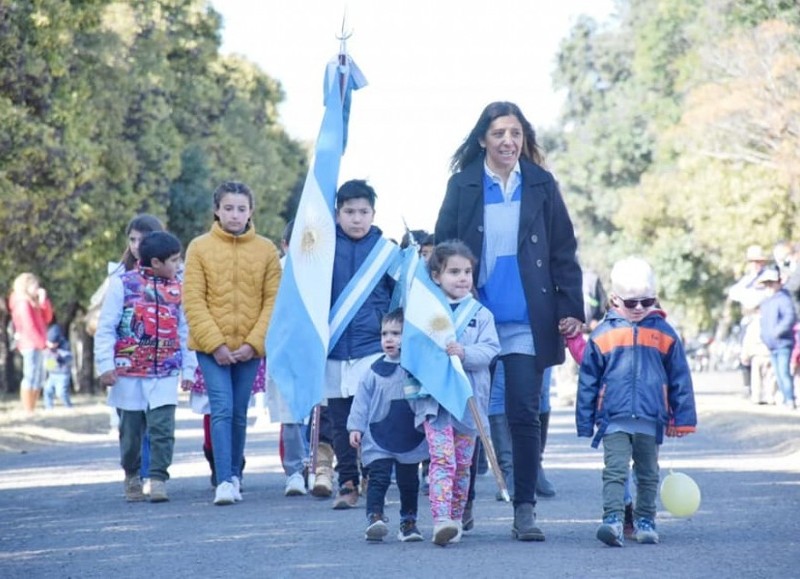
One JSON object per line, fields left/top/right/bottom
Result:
{"left": 746, "top": 245, "right": 769, "bottom": 262}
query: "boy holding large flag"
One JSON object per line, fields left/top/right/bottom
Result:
{"left": 323, "top": 179, "right": 398, "bottom": 509}
{"left": 265, "top": 40, "right": 369, "bottom": 500}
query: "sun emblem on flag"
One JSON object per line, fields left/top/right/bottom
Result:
{"left": 294, "top": 210, "right": 335, "bottom": 263}
{"left": 427, "top": 314, "right": 454, "bottom": 346}
{"left": 301, "top": 227, "right": 318, "bottom": 254}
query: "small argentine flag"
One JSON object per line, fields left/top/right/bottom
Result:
{"left": 400, "top": 259, "right": 473, "bottom": 421}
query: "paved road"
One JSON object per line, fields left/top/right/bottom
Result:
{"left": 1, "top": 371, "right": 798, "bottom": 579}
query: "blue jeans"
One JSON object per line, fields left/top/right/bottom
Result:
{"left": 770, "top": 347, "right": 795, "bottom": 405}
{"left": 540, "top": 366, "right": 552, "bottom": 413}
{"left": 198, "top": 353, "right": 260, "bottom": 485}
{"left": 489, "top": 413, "right": 514, "bottom": 497}
{"left": 140, "top": 434, "right": 151, "bottom": 479}
{"left": 281, "top": 423, "right": 307, "bottom": 477}
{"left": 21, "top": 349, "right": 45, "bottom": 390}
{"left": 43, "top": 374, "right": 72, "bottom": 408}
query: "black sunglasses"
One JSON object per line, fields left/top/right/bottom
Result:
{"left": 619, "top": 297, "right": 657, "bottom": 309}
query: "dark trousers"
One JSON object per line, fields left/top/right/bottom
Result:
{"left": 327, "top": 396, "right": 363, "bottom": 487}
{"left": 503, "top": 353, "right": 543, "bottom": 506}
{"left": 367, "top": 458, "right": 419, "bottom": 521}
{"left": 316, "top": 404, "right": 334, "bottom": 446}
{"left": 467, "top": 437, "right": 479, "bottom": 501}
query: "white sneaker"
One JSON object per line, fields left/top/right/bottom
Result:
{"left": 432, "top": 519, "right": 459, "bottom": 546}
{"left": 142, "top": 478, "right": 151, "bottom": 496}
{"left": 148, "top": 479, "right": 168, "bottom": 503}
{"left": 450, "top": 520, "right": 463, "bottom": 543}
{"left": 214, "top": 481, "right": 235, "bottom": 505}
{"left": 284, "top": 472, "right": 307, "bottom": 496}
{"left": 231, "top": 476, "right": 243, "bottom": 502}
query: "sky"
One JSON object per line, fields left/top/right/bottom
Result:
{"left": 213, "top": 0, "right": 614, "bottom": 240}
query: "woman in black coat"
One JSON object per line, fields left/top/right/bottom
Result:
{"left": 435, "top": 101, "right": 584, "bottom": 542}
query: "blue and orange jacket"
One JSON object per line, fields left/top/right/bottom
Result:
{"left": 576, "top": 309, "right": 697, "bottom": 448}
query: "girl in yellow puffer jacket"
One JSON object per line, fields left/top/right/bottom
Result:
{"left": 183, "top": 181, "right": 282, "bottom": 505}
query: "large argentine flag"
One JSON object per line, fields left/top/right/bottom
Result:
{"left": 400, "top": 259, "right": 473, "bottom": 421}
{"left": 267, "top": 52, "right": 367, "bottom": 422}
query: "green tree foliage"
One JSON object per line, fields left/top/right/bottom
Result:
{"left": 548, "top": 11, "right": 659, "bottom": 266}
{"left": 167, "top": 144, "right": 212, "bottom": 245}
{"left": 0, "top": 0, "right": 306, "bottom": 320}
{"left": 0, "top": 0, "right": 307, "bottom": 392}
{"left": 550, "top": 0, "right": 799, "bottom": 334}
{"left": 726, "top": 0, "right": 800, "bottom": 28}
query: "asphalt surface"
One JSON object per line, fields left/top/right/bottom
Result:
{"left": 1, "top": 370, "right": 799, "bottom": 579}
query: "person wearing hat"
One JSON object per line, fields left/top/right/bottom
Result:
{"left": 727, "top": 245, "right": 773, "bottom": 398}
{"left": 757, "top": 266, "right": 797, "bottom": 409}
{"left": 728, "top": 245, "right": 771, "bottom": 310}
{"left": 43, "top": 324, "right": 73, "bottom": 409}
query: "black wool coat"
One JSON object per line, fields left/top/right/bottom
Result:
{"left": 434, "top": 158, "right": 585, "bottom": 371}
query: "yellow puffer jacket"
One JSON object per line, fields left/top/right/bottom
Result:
{"left": 183, "top": 221, "right": 281, "bottom": 357}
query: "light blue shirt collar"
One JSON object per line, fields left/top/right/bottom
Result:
{"left": 484, "top": 160, "right": 521, "bottom": 201}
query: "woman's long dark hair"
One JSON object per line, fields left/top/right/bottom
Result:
{"left": 450, "top": 101, "right": 543, "bottom": 173}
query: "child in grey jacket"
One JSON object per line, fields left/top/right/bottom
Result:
{"left": 348, "top": 309, "right": 428, "bottom": 543}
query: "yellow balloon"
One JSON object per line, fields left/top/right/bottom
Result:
{"left": 660, "top": 472, "right": 701, "bottom": 517}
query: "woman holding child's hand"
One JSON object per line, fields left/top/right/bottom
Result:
{"left": 435, "top": 101, "right": 584, "bottom": 542}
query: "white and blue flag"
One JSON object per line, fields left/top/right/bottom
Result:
{"left": 400, "top": 259, "right": 473, "bottom": 421}
{"left": 266, "top": 50, "right": 367, "bottom": 423}
{"left": 389, "top": 244, "right": 420, "bottom": 311}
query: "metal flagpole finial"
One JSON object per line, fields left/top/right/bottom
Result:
{"left": 336, "top": 10, "right": 353, "bottom": 55}
{"left": 401, "top": 216, "right": 418, "bottom": 247}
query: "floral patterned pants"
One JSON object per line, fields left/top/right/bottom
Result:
{"left": 424, "top": 420, "right": 475, "bottom": 523}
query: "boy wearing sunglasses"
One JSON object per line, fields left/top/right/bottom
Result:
{"left": 574, "top": 257, "right": 696, "bottom": 547}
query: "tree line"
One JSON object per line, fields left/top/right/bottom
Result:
{"left": 0, "top": 0, "right": 306, "bottom": 392}
{"left": 547, "top": 0, "right": 799, "bottom": 335}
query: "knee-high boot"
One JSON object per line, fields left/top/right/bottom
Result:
{"left": 536, "top": 411, "right": 556, "bottom": 497}
{"left": 203, "top": 445, "right": 216, "bottom": 488}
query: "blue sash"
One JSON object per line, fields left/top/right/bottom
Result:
{"left": 451, "top": 296, "right": 482, "bottom": 339}
{"left": 328, "top": 237, "right": 399, "bottom": 353}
